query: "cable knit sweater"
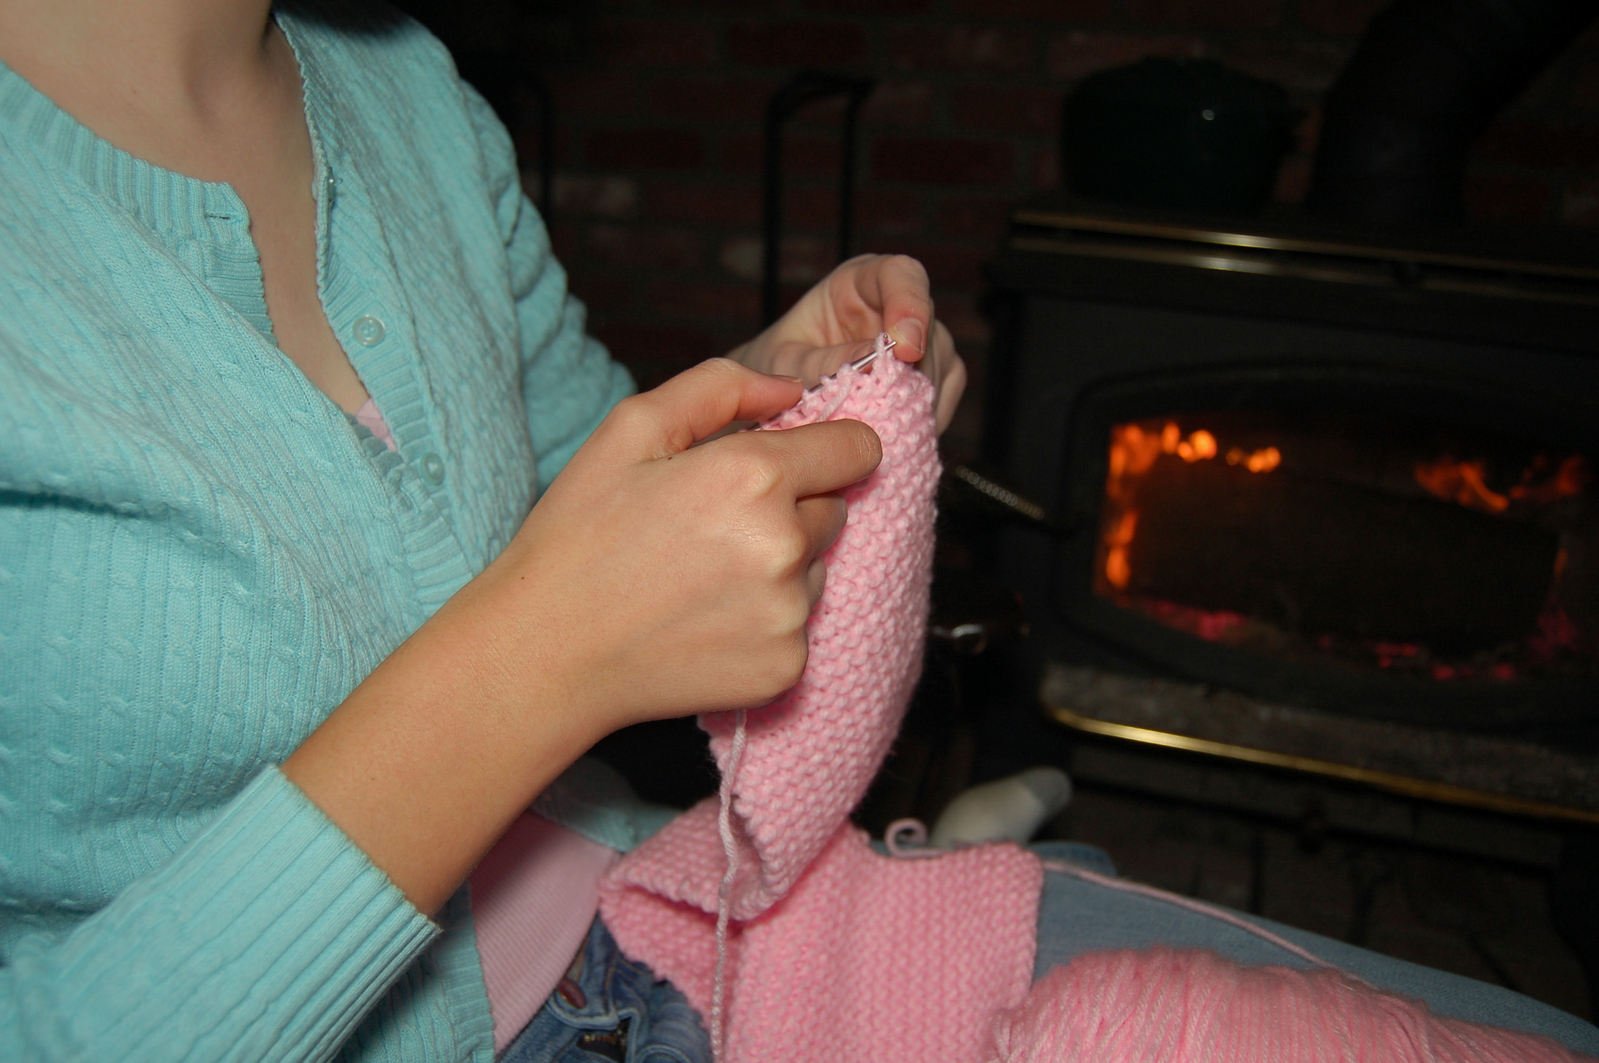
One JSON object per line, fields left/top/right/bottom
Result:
{"left": 0, "top": 7, "right": 632, "bottom": 1060}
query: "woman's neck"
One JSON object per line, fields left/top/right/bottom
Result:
{"left": 0, "top": 0, "right": 281, "bottom": 178}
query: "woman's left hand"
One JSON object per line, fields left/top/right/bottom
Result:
{"left": 728, "top": 253, "right": 967, "bottom": 433}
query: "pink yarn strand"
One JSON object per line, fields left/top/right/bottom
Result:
{"left": 1040, "top": 858, "right": 1368, "bottom": 985}
{"left": 883, "top": 818, "right": 946, "bottom": 861}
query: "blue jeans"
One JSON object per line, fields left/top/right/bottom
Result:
{"left": 498, "top": 919, "right": 710, "bottom": 1063}
{"left": 1033, "top": 841, "right": 1599, "bottom": 1056}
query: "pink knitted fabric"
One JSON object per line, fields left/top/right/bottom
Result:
{"left": 599, "top": 353, "right": 1044, "bottom": 1060}
{"left": 700, "top": 350, "right": 952, "bottom": 917}
{"left": 987, "top": 948, "right": 1593, "bottom": 1063}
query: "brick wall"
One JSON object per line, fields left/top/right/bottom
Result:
{"left": 406, "top": 0, "right": 1599, "bottom": 459}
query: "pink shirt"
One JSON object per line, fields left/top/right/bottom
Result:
{"left": 470, "top": 814, "right": 618, "bottom": 1051}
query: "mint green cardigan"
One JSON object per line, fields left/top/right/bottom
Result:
{"left": 0, "top": 7, "right": 633, "bottom": 1060}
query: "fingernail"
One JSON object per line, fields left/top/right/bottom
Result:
{"left": 892, "top": 318, "right": 926, "bottom": 356}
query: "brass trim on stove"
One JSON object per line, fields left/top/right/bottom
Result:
{"left": 1046, "top": 701, "right": 1599, "bottom": 826}
{"left": 1008, "top": 234, "right": 1387, "bottom": 286}
{"left": 1005, "top": 233, "right": 1599, "bottom": 308}
{"left": 1010, "top": 207, "right": 1599, "bottom": 284}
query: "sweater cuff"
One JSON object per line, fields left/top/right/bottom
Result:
{"left": 25, "top": 766, "right": 439, "bottom": 1061}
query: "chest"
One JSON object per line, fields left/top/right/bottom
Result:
{"left": 0, "top": 169, "right": 536, "bottom": 811}
{"left": 227, "top": 96, "right": 372, "bottom": 414}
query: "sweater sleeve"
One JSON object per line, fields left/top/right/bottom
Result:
{"left": 0, "top": 768, "right": 439, "bottom": 1062}
{"left": 460, "top": 86, "right": 634, "bottom": 495}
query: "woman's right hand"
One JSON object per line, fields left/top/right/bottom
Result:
{"left": 483, "top": 357, "right": 882, "bottom": 735}
{"left": 283, "top": 358, "right": 880, "bottom": 913}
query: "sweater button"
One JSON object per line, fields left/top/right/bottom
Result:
{"left": 420, "top": 452, "right": 445, "bottom": 485}
{"left": 352, "top": 315, "right": 386, "bottom": 346}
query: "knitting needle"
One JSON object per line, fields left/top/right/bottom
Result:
{"left": 744, "top": 333, "right": 896, "bottom": 435}
{"left": 803, "top": 332, "right": 895, "bottom": 394}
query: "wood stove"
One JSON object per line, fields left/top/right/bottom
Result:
{"left": 980, "top": 198, "right": 1599, "bottom": 822}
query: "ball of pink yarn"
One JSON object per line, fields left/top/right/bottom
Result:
{"left": 987, "top": 948, "right": 1589, "bottom": 1062}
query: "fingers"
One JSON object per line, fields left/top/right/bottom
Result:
{"left": 797, "top": 495, "right": 845, "bottom": 606}
{"left": 748, "top": 418, "right": 882, "bottom": 499}
{"left": 578, "top": 358, "right": 877, "bottom": 514}
{"left": 934, "top": 361, "right": 967, "bottom": 433}
{"left": 735, "top": 320, "right": 965, "bottom": 436}
{"left": 925, "top": 319, "right": 968, "bottom": 433}
{"left": 606, "top": 358, "right": 805, "bottom": 457}
{"left": 782, "top": 448, "right": 863, "bottom": 616}
{"left": 805, "top": 558, "right": 828, "bottom": 607}
{"left": 835, "top": 255, "right": 970, "bottom": 432}
{"left": 796, "top": 493, "right": 847, "bottom": 557}
{"left": 765, "top": 336, "right": 882, "bottom": 385}
{"left": 842, "top": 254, "right": 934, "bottom": 361}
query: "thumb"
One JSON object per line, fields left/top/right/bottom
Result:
{"left": 609, "top": 358, "right": 805, "bottom": 458}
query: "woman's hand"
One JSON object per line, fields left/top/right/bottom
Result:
{"left": 284, "top": 359, "right": 880, "bottom": 913}
{"left": 488, "top": 358, "right": 882, "bottom": 733}
{"left": 729, "top": 254, "right": 967, "bottom": 432}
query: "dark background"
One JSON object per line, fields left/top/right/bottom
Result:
{"left": 399, "top": 0, "right": 1599, "bottom": 464}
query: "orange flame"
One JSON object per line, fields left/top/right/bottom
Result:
{"left": 1413, "top": 453, "right": 1588, "bottom": 513}
{"left": 1412, "top": 456, "right": 1509, "bottom": 512}
{"left": 1510, "top": 454, "right": 1588, "bottom": 505}
{"left": 1227, "top": 446, "right": 1281, "bottom": 473}
{"left": 1103, "top": 511, "right": 1138, "bottom": 589}
{"left": 1103, "top": 420, "right": 1281, "bottom": 589}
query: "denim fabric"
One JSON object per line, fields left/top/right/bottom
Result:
{"left": 499, "top": 919, "right": 710, "bottom": 1063}
{"left": 1031, "top": 840, "right": 1599, "bottom": 1055}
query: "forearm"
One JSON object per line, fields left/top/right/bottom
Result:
{"left": 282, "top": 569, "right": 601, "bottom": 916}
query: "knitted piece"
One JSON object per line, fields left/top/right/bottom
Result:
{"left": 600, "top": 353, "right": 1044, "bottom": 1060}
{"left": 604, "top": 811, "right": 1042, "bottom": 1061}
{"left": 707, "top": 350, "right": 943, "bottom": 918}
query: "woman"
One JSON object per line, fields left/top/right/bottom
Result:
{"left": 0, "top": 0, "right": 961, "bottom": 1057}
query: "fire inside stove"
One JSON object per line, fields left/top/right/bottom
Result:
{"left": 1093, "top": 412, "right": 1596, "bottom": 683}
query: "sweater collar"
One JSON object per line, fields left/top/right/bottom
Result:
{"left": 0, "top": 10, "right": 327, "bottom": 244}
